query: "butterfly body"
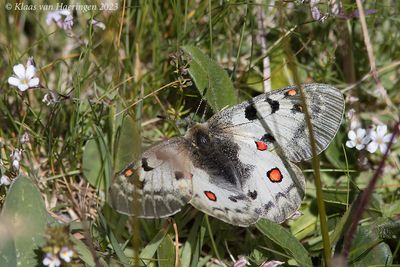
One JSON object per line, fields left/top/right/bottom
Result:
{"left": 110, "top": 84, "right": 344, "bottom": 226}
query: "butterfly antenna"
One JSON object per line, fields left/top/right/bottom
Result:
{"left": 191, "top": 86, "right": 209, "bottom": 123}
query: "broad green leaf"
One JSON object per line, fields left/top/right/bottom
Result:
{"left": 349, "top": 226, "right": 393, "bottom": 266}
{"left": 256, "top": 219, "right": 313, "bottom": 267}
{"left": 158, "top": 234, "right": 176, "bottom": 267}
{"left": 139, "top": 227, "right": 169, "bottom": 266}
{"left": 114, "top": 114, "right": 141, "bottom": 172}
{"left": 290, "top": 206, "right": 317, "bottom": 240}
{"left": 71, "top": 236, "right": 96, "bottom": 267}
{"left": 0, "top": 228, "right": 17, "bottom": 267}
{"left": 322, "top": 187, "right": 350, "bottom": 205}
{"left": 98, "top": 213, "right": 130, "bottom": 267}
{"left": 181, "top": 214, "right": 204, "bottom": 267}
{"left": 181, "top": 45, "right": 237, "bottom": 112}
{"left": 0, "top": 176, "right": 49, "bottom": 267}
{"left": 82, "top": 132, "right": 112, "bottom": 191}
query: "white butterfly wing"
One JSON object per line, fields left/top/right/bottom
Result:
{"left": 234, "top": 136, "right": 305, "bottom": 223}
{"left": 109, "top": 138, "right": 193, "bottom": 218}
{"left": 186, "top": 130, "right": 260, "bottom": 226}
{"left": 209, "top": 84, "right": 344, "bottom": 162}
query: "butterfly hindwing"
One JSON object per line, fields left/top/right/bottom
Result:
{"left": 109, "top": 138, "right": 193, "bottom": 218}
{"left": 209, "top": 83, "right": 344, "bottom": 162}
{"left": 234, "top": 136, "right": 305, "bottom": 223}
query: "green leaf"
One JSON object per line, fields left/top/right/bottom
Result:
{"left": 181, "top": 45, "right": 237, "bottom": 112}
{"left": 82, "top": 131, "right": 112, "bottom": 191}
{"left": 71, "top": 236, "right": 96, "bottom": 267}
{"left": 98, "top": 213, "right": 130, "bottom": 267}
{"left": 0, "top": 228, "right": 17, "bottom": 267}
{"left": 181, "top": 214, "right": 204, "bottom": 267}
{"left": 324, "top": 131, "right": 347, "bottom": 169}
{"left": 114, "top": 114, "right": 141, "bottom": 172}
{"left": 349, "top": 226, "right": 393, "bottom": 266}
{"left": 256, "top": 219, "right": 313, "bottom": 267}
{"left": 139, "top": 226, "right": 169, "bottom": 266}
{"left": 0, "top": 176, "right": 49, "bottom": 267}
{"left": 158, "top": 234, "right": 175, "bottom": 267}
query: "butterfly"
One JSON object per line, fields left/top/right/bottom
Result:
{"left": 109, "top": 83, "right": 344, "bottom": 226}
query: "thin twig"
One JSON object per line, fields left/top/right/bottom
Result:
{"left": 255, "top": 0, "right": 273, "bottom": 92}
{"left": 116, "top": 0, "right": 126, "bottom": 48}
{"left": 355, "top": 0, "right": 391, "bottom": 107}
{"left": 172, "top": 219, "right": 180, "bottom": 267}
{"left": 341, "top": 121, "right": 400, "bottom": 260}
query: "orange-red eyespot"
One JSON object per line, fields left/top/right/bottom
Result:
{"left": 204, "top": 191, "right": 217, "bottom": 201}
{"left": 286, "top": 89, "right": 297, "bottom": 96}
{"left": 124, "top": 169, "right": 134, "bottom": 177}
{"left": 267, "top": 168, "right": 283, "bottom": 183}
{"left": 255, "top": 141, "right": 268, "bottom": 151}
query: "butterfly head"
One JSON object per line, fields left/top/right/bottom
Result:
{"left": 186, "top": 123, "right": 212, "bottom": 151}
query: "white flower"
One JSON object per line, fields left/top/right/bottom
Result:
{"left": 59, "top": 246, "right": 74, "bottom": 262}
{"left": 20, "top": 132, "right": 30, "bottom": 145}
{"left": 346, "top": 128, "right": 370, "bottom": 150}
{"left": 46, "top": 10, "right": 74, "bottom": 31}
{"left": 10, "top": 149, "right": 22, "bottom": 171}
{"left": 89, "top": 19, "right": 106, "bottom": 30}
{"left": 8, "top": 62, "right": 40, "bottom": 91}
{"left": 310, "top": 0, "right": 321, "bottom": 20}
{"left": 10, "top": 149, "right": 22, "bottom": 162}
{"left": 366, "top": 125, "right": 393, "bottom": 153}
{"left": 42, "top": 253, "right": 61, "bottom": 267}
{"left": 0, "top": 175, "right": 11, "bottom": 186}
{"left": 12, "top": 160, "right": 19, "bottom": 171}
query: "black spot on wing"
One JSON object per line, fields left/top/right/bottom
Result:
{"left": 261, "top": 133, "right": 276, "bottom": 143}
{"left": 228, "top": 196, "right": 237, "bottom": 203}
{"left": 264, "top": 201, "right": 274, "bottom": 211}
{"left": 247, "top": 190, "right": 258, "bottom": 200}
{"left": 235, "top": 208, "right": 243, "bottom": 213}
{"left": 266, "top": 98, "right": 280, "bottom": 114}
{"left": 229, "top": 194, "right": 246, "bottom": 203}
{"left": 291, "top": 104, "right": 303, "bottom": 114}
{"left": 174, "top": 171, "right": 184, "bottom": 180}
{"left": 141, "top": 158, "right": 154, "bottom": 172}
{"left": 244, "top": 104, "right": 257, "bottom": 120}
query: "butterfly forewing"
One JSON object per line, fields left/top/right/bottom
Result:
{"left": 109, "top": 138, "right": 193, "bottom": 218}
{"left": 209, "top": 83, "right": 344, "bottom": 162}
